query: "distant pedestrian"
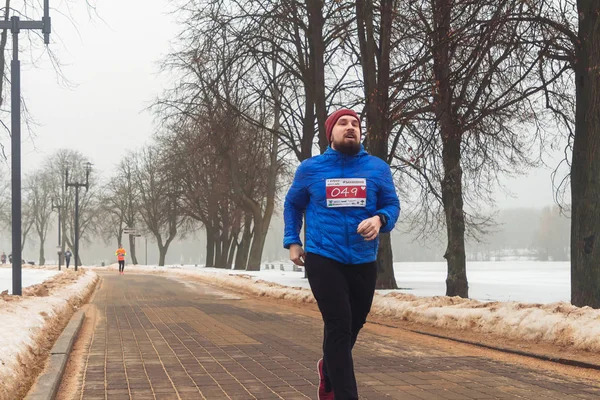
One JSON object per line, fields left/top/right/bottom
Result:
{"left": 116, "top": 245, "right": 126, "bottom": 275}
{"left": 64, "top": 249, "right": 72, "bottom": 268}
{"left": 8, "top": 253, "right": 12, "bottom": 264}
{"left": 0, "top": 252, "right": 5, "bottom": 264}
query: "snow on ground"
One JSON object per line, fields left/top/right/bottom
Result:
{"left": 391, "top": 261, "right": 570, "bottom": 303}
{"left": 97, "top": 261, "right": 600, "bottom": 353}
{"left": 0, "top": 268, "right": 61, "bottom": 294}
{"left": 0, "top": 266, "right": 97, "bottom": 400}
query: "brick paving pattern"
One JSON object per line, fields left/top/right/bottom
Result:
{"left": 66, "top": 272, "right": 600, "bottom": 399}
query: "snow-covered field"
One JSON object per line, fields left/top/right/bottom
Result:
{"left": 0, "top": 268, "right": 61, "bottom": 294}
{"left": 392, "top": 261, "right": 570, "bottom": 303}
{"left": 0, "top": 267, "right": 97, "bottom": 400}
{"left": 96, "top": 261, "right": 600, "bottom": 354}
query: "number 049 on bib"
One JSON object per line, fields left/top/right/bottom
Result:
{"left": 326, "top": 178, "right": 367, "bottom": 207}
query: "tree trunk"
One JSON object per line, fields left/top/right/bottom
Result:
{"left": 158, "top": 244, "right": 168, "bottom": 266}
{"left": 215, "top": 233, "right": 222, "bottom": 267}
{"left": 246, "top": 219, "right": 265, "bottom": 271}
{"left": 213, "top": 230, "right": 227, "bottom": 268}
{"left": 128, "top": 234, "right": 139, "bottom": 264}
{"left": 205, "top": 226, "right": 215, "bottom": 268}
{"left": 432, "top": 0, "right": 468, "bottom": 298}
{"left": 218, "top": 235, "right": 231, "bottom": 267}
{"left": 571, "top": 0, "right": 600, "bottom": 308}
{"left": 227, "top": 240, "right": 237, "bottom": 269}
{"left": 356, "top": 0, "right": 397, "bottom": 289}
{"left": 234, "top": 214, "right": 252, "bottom": 270}
{"left": 375, "top": 233, "right": 397, "bottom": 289}
{"left": 38, "top": 238, "right": 45, "bottom": 266}
{"left": 306, "top": 0, "right": 328, "bottom": 153}
{"left": 61, "top": 213, "right": 67, "bottom": 267}
{"left": 441, "top": 135, "right": 468, "bottom": 297}
{"left": 245, "top": 106, "right": 279, "bottom": 271}
{"left": 301, "top": 96, "right": 316, "bottom": 160}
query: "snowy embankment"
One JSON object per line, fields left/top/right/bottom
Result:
{"left": 101, "top": 264, "right": 600, "bottom": 354}
{"left": 0, "top": 267, "right": 98, "bottom": 400}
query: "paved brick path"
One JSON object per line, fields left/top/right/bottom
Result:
{"left": 64, "top": 272, "right": 600, "bottom": 399}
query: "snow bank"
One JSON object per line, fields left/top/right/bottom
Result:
{"left": 104, "top": 264, "right": 600, "bottom": 354}
{"left": 0, "top": 269, "right": 98, "bottom": 400}
{"left": 370, "top": 293, "right": 600, "bottom": 352}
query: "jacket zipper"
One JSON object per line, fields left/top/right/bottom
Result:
{"left": 342, "top": 157, "right": 351, "bottom": 264}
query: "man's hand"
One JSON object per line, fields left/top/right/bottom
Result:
{"left": 289, "top": 244, "right": 306, "bottom": 266}
{"left": 357, "top": 216, "right": 383, "bottom": 241}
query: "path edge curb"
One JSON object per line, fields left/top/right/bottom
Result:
{"left": 24, "top": 307, "right": 87, "bottom": 400}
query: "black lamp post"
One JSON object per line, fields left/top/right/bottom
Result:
{"left": 3, "top": 1, "right": 51, "bottom": 296}
{"left": 65, "top": 162, "right": 92, "bottom": 272}
{"left": 51, "top": 198, "right": 62, "bottom": 270}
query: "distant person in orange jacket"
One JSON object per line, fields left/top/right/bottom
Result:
{"left": 116, "top": 245, "right": 126, "bottom": 275}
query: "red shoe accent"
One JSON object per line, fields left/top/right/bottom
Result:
{"left": 317, "top": 358, "right": 334, "bottom": 400}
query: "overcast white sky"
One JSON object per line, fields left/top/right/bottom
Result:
{"left": 18, "top": 0, "right": 178, "bottom": 175}
{"left": 10, "top": 0, "right": 569, "bottom": 210}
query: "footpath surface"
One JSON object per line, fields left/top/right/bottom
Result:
{"left": 56, "top": 272, "right": 600, "bottom": 399}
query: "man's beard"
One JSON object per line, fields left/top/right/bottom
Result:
{"left": 333, "top": 138, "right": 361, "bottom": 155}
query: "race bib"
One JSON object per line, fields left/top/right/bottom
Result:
{"left": 326, "top": 178, "right": 367, "bottom": 207}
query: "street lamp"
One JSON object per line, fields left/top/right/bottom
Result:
{"left": 2, "top": 1, "right": 51, "bottom": 296}
{"left": 51, "top": 198, "right": 62, "bottom": 270}
{"left": 65, "top": 162, "right": 92, "bottom": 272}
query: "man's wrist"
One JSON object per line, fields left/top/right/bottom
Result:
{"left": 376, "top": 213, "right": 387, "bottom": 227}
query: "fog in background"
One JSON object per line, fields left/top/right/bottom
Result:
{"left": 0, "top": 0, "right": 571, "bottom": 266}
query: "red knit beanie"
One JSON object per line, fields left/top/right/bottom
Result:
{"left": 325, "top": 109, "right": 360, "bottom": 143}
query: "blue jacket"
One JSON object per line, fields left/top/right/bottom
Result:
{"left": 284, "top": 145, "right": 400, "bottom": 264}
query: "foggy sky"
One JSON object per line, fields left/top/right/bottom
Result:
{"left": 0, "top": 0, "right": 572, "bottom": 264}
{"left": 15, "top": 0, "right": 568, "bottom": 207}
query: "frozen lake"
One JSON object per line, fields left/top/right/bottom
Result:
{"left": 260, "top": 260, "right": 571, "bottom": 304}
{"left": 392, "top": 261, "right": 570, "bottom": 303}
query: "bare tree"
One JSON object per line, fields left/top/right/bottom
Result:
{"left": 96, "top": 200, "right": 125, "bottom": 253}
{"left": 568, "top": 0, "right": 600, "bottom": 307}
{"left": 155, "top": 12, "right": 286, "bottom": 270}
{"left": 25, "top": 170, "right": 54, "bottom": 265}
{"left": 169, "top": 0, "right": 352, "bottom": 160}
{"left": 0, "top": 177, "right": 35, "bottom": 255}
{"left": 43, "top": 149, "right": 99, "bottom": 266}
{"left": 199, "top": 43, "right": 282, "bottom": 271}
{"left": 102, "top": 157, "right": 140, "bottom": 263}
{"left": 157, "top": 122, "right": 232, "bottom": 268}
{"left": 354, "top": 0, "right": 399, "bottom": 288}
{"left": 376, "top": 0, "right": 568, "bottom": 297}
{"left": 132, "top": 146, "right": 185, "bottom": 266}
{"left": 469, "top": 0, "right": 600, "bottom": 306}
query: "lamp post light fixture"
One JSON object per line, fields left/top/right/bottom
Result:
{"left": 2, "top": 0, "right": 51, "bottom": 296}
{"left": 51, "top": 198, "right": 62, "bottom": 270}
{"left": 65, "top": 162, "right": 92, "bottom": 272}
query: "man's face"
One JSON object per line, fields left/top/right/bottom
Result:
{"left": 330, "top": 116, "right": 361, "bottom": 155}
